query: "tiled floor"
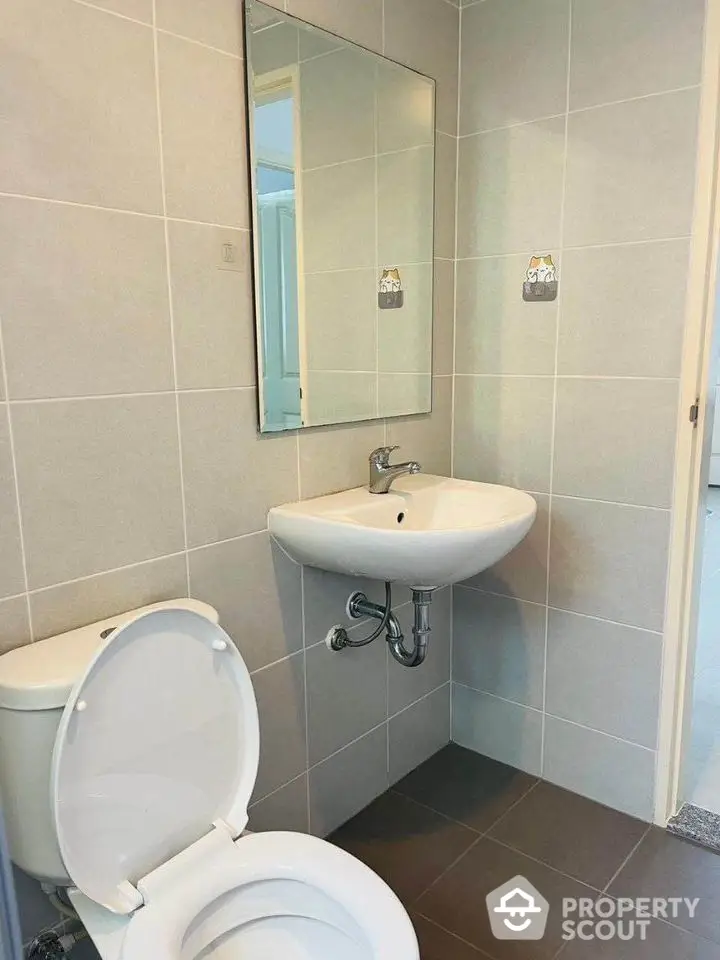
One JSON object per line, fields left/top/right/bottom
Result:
{"left": 330, "top": 744, "right": 720, "bottom": 959}
{"left": 688, "top": 487, "right": 720, "bottom": 814}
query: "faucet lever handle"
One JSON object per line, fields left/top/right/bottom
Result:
{"left": 369, "top": 445, "right": 399, "bottom": 466}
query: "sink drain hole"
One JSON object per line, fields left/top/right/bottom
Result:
{"left": 397, "top": 512, "right": 405, "bottom": 524}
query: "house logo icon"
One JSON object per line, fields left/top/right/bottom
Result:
{"left": 486, "top": 875, "right": 550, "bottom": 940}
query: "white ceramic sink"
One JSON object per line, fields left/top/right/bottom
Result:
{"left": 269, "top": 474, "right": 537, "bottom": 589}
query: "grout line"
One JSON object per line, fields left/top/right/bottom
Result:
{"left": 249, "top": 770, "right": 308, "bottom": 809}
{"left": 601, "top": 824, "right": 652, "bottom": 892}
{"left": 152, "top": 0, "right": 190, "bottom": 594}
{"left": 308, "top": 720, "right": 389, "bottom": 773}
{"left": 387, "top": 787, "right": 484, "bottom": 835}
{"left": 414, "top": 834, "right": 484, "bottom": 902}
{"left": 6, "top": 385, "right": 255, "bottom": 406}
{"left": 479, "top": 778, "right": 542, "bottom": 837}
{"left": 155, "top": 26, "right": 243, "bottom": 59}
{"left": 452, "top": 373, "right": 680, "bottom": 382}
{"left": 303, "top": 141, "right": 433, "bottom": 175}
{"left": 456, "top": 83, "right": 701, "bottom": 140}
{"left": 0, "top": 190, "right": 248, "bottom": 233}
{"left": 455, "top": 234, "right": 692, "bottom": 260}
{"left": 70, "top": 0, "right": 151, "bottom": 27}
{"left": 411, "top": 913, "right": 497, "bottom": 960}
{"left": 387, "top": 680, "right": 452, "bottom": 723}
{"left": 250, "top": 646, "right": 304, "bottom": 678}
{"left": 488, "top": 835, "right": 603, "bottom": 892}
{"left": 541, "top": 0, "right": 572, "bottom": 776}
{"left": 453, "top": 680, "right": 658, "bottom": 752}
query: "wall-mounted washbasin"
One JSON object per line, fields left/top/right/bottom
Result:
{"left": 269, "top": 474, "right": 537, "bottom": 589}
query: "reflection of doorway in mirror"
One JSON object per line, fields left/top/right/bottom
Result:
{"left": 253, "top": 68, "right": 306, "bottom": 431}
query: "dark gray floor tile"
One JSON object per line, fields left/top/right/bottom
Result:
{"left": 489, "top": 780, "right": 649, "bottom": 889}
{"left": 560, "top": 919, "right": 720, "bottom": 959}
{"left": 412, "top": 914, "right": 492, "bottom": 959}
{"left": 418, "top": 837, "right": 596, "bottom": 960}
{"left": 609, "top": 828, "right": 720, "bottom": 943}
{"left": 329, "top": 790, "right": 477, "bottom": 907}
{"left": 393, "top": 743, "right": 538, "bottom": 832}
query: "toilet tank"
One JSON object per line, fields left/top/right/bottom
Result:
{"left": 0, "top": 599, "right": 219, "bottom": 886}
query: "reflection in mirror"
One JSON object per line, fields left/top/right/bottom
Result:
{"left": 246, "top": 1, "right": 436, "bottom": 433}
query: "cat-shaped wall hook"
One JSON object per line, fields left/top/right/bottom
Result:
{"left": 379, "top": 267, "right": 404, "bottom": 309}
{"left": 523, "top": 255, "right": 558, "bottom": 302}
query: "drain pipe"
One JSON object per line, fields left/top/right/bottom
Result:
{"left": 326, "top": 583, "right": 432, "bottom": 667}
{"left": 387, "top": 590, "right": 432, "bottom": 668}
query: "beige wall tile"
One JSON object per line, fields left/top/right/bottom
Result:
{"left": 299, "top": 421, "right": 385, "bottom": 498}
{"left": 0, "top": 409, "right": 25, "bottom": 600}
{"left": 306, "top": 633, "right": 387, "bottom": 764}
{"left": 389, "top": 684, "right": 450, "bottom": 783}
{"left": 388, "top": 588, "right": 451, "bottom": 715}
{"left": 252, "top": 651, "right": 307, "bottom": 800}
{"left": 563, "top": 89, "right": 699, "bottom": 247}
{"left": 13, "top": 396, "right": 184, "bottom": 590}
{"left": 287, "top": 0, "right": 384, "bottom": 53}
{"left": 378, "top": 263, "right": 433, "bottom": 374}
{"left": 378, "top": 147, "right": 435, "bottom": 265}
{"left": 0, "top": 198, "right": 173, "bottom": 400}
{"left": 377, "top": 62, "right": 435, "bottom": 153}
{"left": 378, "top": 374, "right": 432, "bottom": 419}
{"left": 460, "top": 0, "right": 568, "bottom": 135}
{"left": 302, "top": 159, "right": 376, "bottom": 272}
{"left": 30, "top": 554, "right": 187, "bottom": 641}
{"left": 434, "top": 133, "right": 457, "bottom": 261}
{"left": 158, "top": 32, "right": 249, "bottom": 227}
{"left": 453, "top": 376, "right": 554, "bottom": 492}
{"left": 457, "top": 118, "right": 566, "bottom": 257}
{"left": 557, "top": 241, "right": 689, "bottom": 378}
{"left": 462, "top": 494, "right": 549, "bottom": 605}
{"left": 179, "top": 389, "right": 298, "bottom": 546}
{"left": 304, "top": 269, "right": 377, "bottom": 373}
{"left": 546, "top": 609, "right": 662, "bottom": 749}
{"left": 455, "top": 254, "right": 559, "bottom": 375}
{"left": 168, "top": 221, "right": 255, "bottom": 389}
{"left": 569, "top": 0, "right": 704, "bottom": 111}
{"left": 543, "top": 716, "right": 655, "bottom": 820}
{"left": 433, "top": 260, "right": 455, "bottom": 376}
{"left": 304, "top": 373, "right": 377, "bottom": 426}
{"left": 248, "top": 774, "right": 309, "bottom": 832}
{"left": 92, "top": 0, "right": 152, "bottom": 22}
{"left": 549, "top": 497, "right": 670, "bottom": 631}
{"left": 384, "top": 0, "right": 459, "bottom": 135}
{"left": 452, "top": 683, "right": 543, "bottom": 776}
{"left": 156, "top": 0, "right": 244, "bottom": 55}
{"left": 0, "top": 597, "right": 31, "bottom": 654}
{"left": 308, "top": 726, "right": 389, "bottom": 836}
{"left": 300, "top": 48, "right": 375, "bottom": 168}
{"left": 553, "top": 378, "right": 678, "bottom": 508}
{"left": 453, "top": 587, "right": 546, "bottom": 709}
{"left": 0, "top": 0, "right": 161, "bottom": 212}
{"left": 188, "top": 532, "right": 303, "bottom": 672}
{"left": 387, "top": 376, "right": 452, "bottom": 476}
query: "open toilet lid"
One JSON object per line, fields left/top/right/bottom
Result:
{"left": 50, "top": 607, "right": 259, "bottom": 915}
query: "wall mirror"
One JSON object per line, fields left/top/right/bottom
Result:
{"left": 245, "top": 1, "right": 436, "bottom": 433}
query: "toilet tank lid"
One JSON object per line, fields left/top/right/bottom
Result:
{"left": 0, "top": 599, "right": 219, "bottom": 711}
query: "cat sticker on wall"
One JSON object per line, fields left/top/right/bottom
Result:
{"left": 379, "top": 267, "right": 404, "bottom": 309}
{"left": 523, "top": 255, "right": 558, "bottom": 302}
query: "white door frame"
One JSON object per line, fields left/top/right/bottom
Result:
{"left": 655, "top": 0, "right": 720, "bottom": 825}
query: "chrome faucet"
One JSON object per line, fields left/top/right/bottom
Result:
{"left": 368, "top": 445, "right": 421, "bottom": 494}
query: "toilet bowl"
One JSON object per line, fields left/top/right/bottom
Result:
{"left": 0, "top": 601, "right": 418, "bottom": 960}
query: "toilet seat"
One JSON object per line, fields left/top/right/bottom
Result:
{"left": 50, "top": 606, "right": 418, "bottom": 959}
{"left": 122, "top": 827, "right": 414, "bottom": 960}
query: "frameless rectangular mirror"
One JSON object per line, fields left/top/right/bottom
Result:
{"left": 245, "top": 1, "right": 436, "bottom": 433}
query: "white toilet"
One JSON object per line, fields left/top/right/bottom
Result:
{"left": 0, "top": 599, "right": 418, "bottom": 960}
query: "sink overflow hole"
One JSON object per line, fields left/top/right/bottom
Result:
{"left": 397, "top": 512, "right": 405, "bottom": 524}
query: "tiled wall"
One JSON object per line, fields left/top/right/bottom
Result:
{"left": 0, "top": 0, "right": 457, "bottom": 934}
{"left": 450, "top": 0, "right": 706, "bottom": 820}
